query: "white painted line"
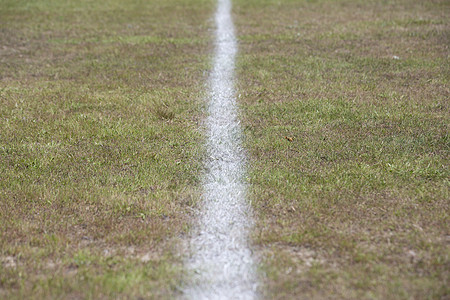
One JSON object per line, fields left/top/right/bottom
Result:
{"left": 183, "top": 0, "right": 258, "bottom": 299}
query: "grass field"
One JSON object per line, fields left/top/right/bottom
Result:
{"left": 234, "top": 0, "right": 449, "bottom": 298}
{"left": 0, "top": 0, "right": 214, "bottom": 298}
{"left": 1, "top": 0, "right": 448, "bottom": 299}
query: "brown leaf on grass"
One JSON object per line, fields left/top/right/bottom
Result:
{"left": 285, "top": 136, "right": 294, "bottom": 142}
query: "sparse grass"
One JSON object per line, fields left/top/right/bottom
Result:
{"left": 0, "top": 0, "right": 214, "bottom": 298}
{"left": 2, "top": 0, "right": 449, "bottom": 298}
{"left": 234, "top": 0, "right": 449, "bottom": 299}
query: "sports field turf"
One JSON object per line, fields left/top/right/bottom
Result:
{"left": 1, "top": 0, "right": 448, "bottom": 299}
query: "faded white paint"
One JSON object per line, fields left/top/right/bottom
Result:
{"left": 183, "top": 0, "right": 257, "bottom": 299}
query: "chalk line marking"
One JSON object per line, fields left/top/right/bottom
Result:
{"left": 183, "top": 0, "right": 258, "bottom": 299}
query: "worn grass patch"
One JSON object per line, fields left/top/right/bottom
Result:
{"left": 0, "top": 0, "right": 213, "bottom": 298}
{"left": 234, "top": 0, "right": 449, "bottom": 299}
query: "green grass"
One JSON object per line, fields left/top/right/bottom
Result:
{"left": 1, "top": 0, "right": 449, "bottom": 298}
{"left": 0, "top": 0, "right": 214, "bottom": 298}
{"left": 234, "top": 0, "right": 449, "bottom": 299}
